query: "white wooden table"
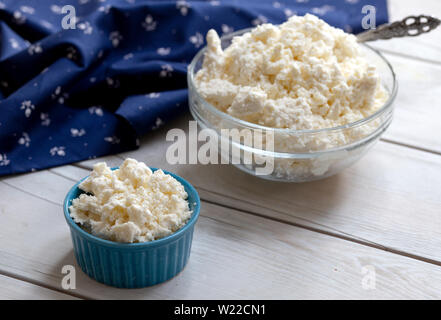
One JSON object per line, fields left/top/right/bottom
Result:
{"left": 1, "top": 0, "right": 441, "bottom": 300}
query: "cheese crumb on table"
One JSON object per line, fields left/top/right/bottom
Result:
{"left": 69, "top": 158, "right": 192, "bottom": 243}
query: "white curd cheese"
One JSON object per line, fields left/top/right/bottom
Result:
{"left": 194, "top": 14, "right": 390, "bottom": 180}
{"left": 196, "top": 14, "right": 387, "bottom": 130}
{"left": 69, "top": 158, "right": 192, "bottom": 243}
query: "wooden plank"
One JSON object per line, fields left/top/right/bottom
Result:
{"left": 55, "top": 115, "right": 441, "bottom": 263}
{"left": 1, "top": 173, "right": 441, "bottom": 299}
{"left": 2, "top": 168, "right": 81, "bottom": 206}
{"left": 380, "top": 53, "right": 441, "bottom": 154}
{"left": 368, "top": 1, "right": 441, "bottom": 152}
{"left": 370, "top": 0, "right": 441, "bottom": 64}
{"left": 0, "top": 274, "right": 79, "bottom": 300}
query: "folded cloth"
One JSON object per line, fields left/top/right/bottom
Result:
{"left": 0, "top": 0, "right": 388, "bottom": 175}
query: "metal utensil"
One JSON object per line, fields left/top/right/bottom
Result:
{"left": 357, "top": 15, "right": 440, "bottom": 42}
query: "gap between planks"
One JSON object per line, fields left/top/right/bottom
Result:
{"left": 114, "top": 134, "right": 441, "bottom": 161}
{"left": 201, "top": 197, "right": 441, "bottom": 268}
{"left": 371, "top": 47, "right": 441, "bottom": 67}
{"left": 0, "top": 268, "right": 87, "bottom": 300}
{"left": 380, "top": 138, "right": 441, "bottom": 157}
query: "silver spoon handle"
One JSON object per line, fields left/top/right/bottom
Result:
{"left": 357, "top": 15, "right": 440, "bottom": 42}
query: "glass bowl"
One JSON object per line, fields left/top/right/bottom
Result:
{"left": 187, "top": 28, "right": 397, "bottom": 182}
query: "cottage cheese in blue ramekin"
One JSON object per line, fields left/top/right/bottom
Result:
{"left": 69, "top": 158, "right": 192, "bottom": 243}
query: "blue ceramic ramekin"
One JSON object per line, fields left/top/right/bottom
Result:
{"left": 63, "top": 167, "right": 200, "bottom": 288}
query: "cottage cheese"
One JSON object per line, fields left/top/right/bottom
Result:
{"left": 194, "top": 14, "right": 389, "bottom": 180}
{"left": 195, "top": 14, "right": 387, "bottom": 130}
{"left": 69, "top": 159, "right": 192, "bottom": 243}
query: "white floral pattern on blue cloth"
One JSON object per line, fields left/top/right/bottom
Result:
{"left": 0, "top": 0, "right": 388, "bottom": 175}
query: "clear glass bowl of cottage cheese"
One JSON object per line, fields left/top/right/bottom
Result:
{"left": 188, "top": 15, "right": 397, "bottom": 182}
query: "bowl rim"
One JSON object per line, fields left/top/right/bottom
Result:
{"left": 63, "top": 167, "right": 201, "bottom": 249}
{"left": 187, "top": 27, "right": 398, "bottom": 135}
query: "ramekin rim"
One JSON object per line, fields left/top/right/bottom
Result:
{"left": 187, "top": 27, "right": 398, "bottom": 135}
{"left": 63, "top": 167, "right": 201, "bottom": 249}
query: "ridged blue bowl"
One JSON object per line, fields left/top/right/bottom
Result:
{"left": 63, "top": 167, "right": 200, "bottom": 288}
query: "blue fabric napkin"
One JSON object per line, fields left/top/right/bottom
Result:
{"left": 0, "top": 0, "right": 388, "bottom": 175}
